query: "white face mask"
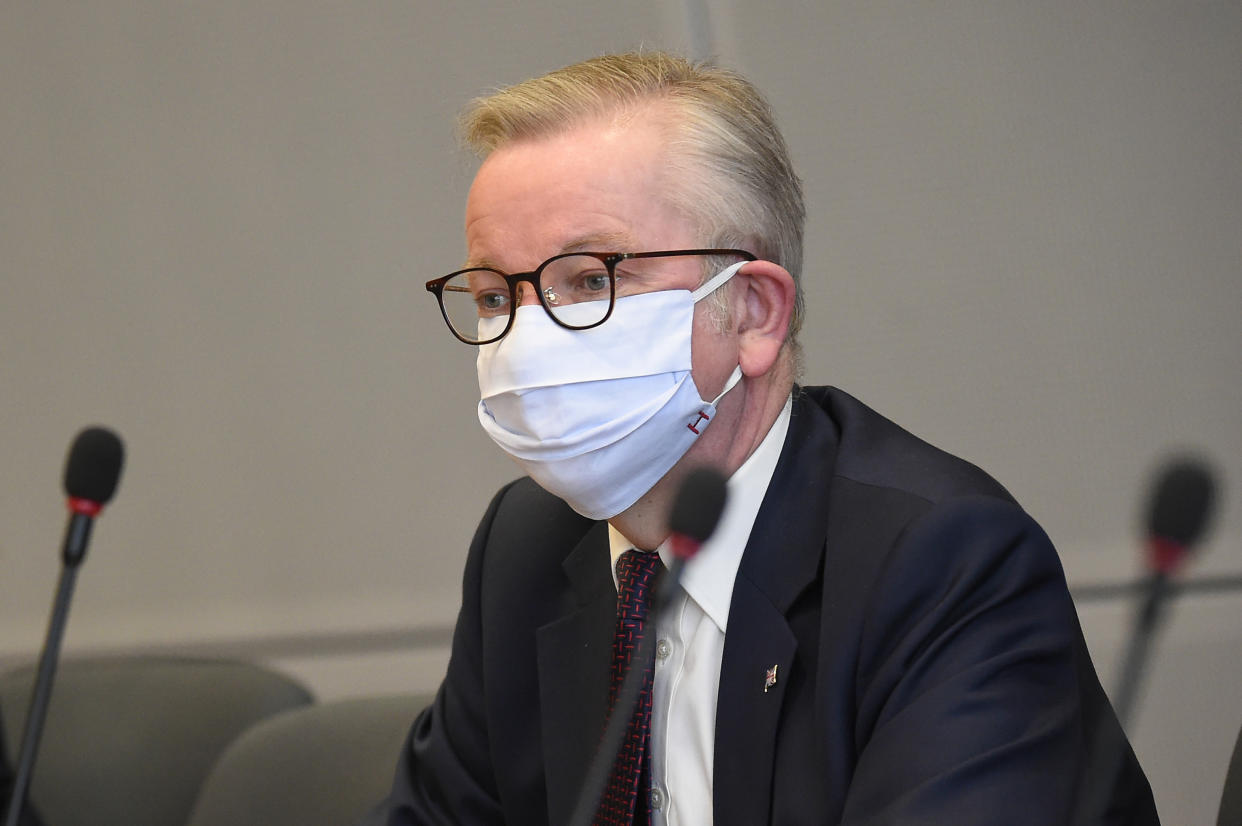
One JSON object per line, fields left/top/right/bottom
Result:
{"left": 475, "top": 261, "right": 746, "bottom": 519}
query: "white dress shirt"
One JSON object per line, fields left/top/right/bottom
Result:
{"left": 608, "top": 396, "right": 792, "bottom": 825}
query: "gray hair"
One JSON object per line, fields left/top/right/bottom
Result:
{"left": 460, "top": 52, "right": 806, "bottom": 351}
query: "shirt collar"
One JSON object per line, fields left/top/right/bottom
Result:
{"left": 608, "top": 394, "right": 792, "bottom": 632}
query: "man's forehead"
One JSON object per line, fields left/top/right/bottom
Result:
{"left": 461, "top": 113, "right": 694, "bottom": 270}
{"left": 464, "top": 230, "right": 642, "bottom": 270}
{"left": 468, "top": 115, "right": 671, "bottom": 195}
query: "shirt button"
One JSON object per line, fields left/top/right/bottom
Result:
{"left": 649, "top": 786, "right": 665, "bottom": 810}
{"left": 655, "top": 639, "right": 672, "bottom": 660}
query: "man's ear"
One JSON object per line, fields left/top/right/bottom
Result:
{"left": 732, "top": 260, "right": 796, "bottom": 377}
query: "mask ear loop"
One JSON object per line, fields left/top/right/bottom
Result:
{"left": 690, "top": 261, "right": 748, "bottom": 405}
{"left": 690, "top": 261, "right": 748, "bottom": 302}
{"left": 710, "top": 365, "right": 744, "bottom": 404}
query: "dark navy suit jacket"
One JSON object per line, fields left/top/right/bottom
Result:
{"left": 380, "top": 386, "right": 1158, "bottom": 824}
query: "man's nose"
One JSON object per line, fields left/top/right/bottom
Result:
{"left": 516, "top": 281, "right": 542, "bottom": 307}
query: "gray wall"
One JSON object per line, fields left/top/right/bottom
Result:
{"left": 2, "top": 2, "right": 1239, "bottom": 823}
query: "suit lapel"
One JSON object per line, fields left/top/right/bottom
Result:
{"left": 713, "top": 391, "right": 839, "bottom": 825}
{"left": 536, "top": 521, "right": 615, "bottom": 826}
{"left": 714, "top": 578, "right": 799, "bottom": 826}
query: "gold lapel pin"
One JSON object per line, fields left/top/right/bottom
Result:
{"left": 764, "top": 663, "right": 778, "bottom": 693}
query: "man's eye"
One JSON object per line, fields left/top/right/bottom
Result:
{"left": 477, "top": 292, "right": 509, "bottom": 312}
{"left": 574, "top": 271, "right": 610, "bottom": 294}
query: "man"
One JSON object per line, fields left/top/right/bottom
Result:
{"left": 379, "top": 52, "right": 1158, "bottom": 824}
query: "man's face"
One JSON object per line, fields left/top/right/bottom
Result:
{"left": 462, "top": 115, "right": 741, "bottom": 402}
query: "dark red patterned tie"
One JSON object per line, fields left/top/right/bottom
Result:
{"left": 595, "top": 549, "right": 664, "bottom": 826}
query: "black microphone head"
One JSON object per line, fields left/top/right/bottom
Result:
{"left": 63, "top": 427, "right": 125, "bottom": 505}
{"left": 1145, "top": 456, "right": 1217, "bottom": 550}
{"left": 668, "top": 466, "right": 729, "bottom": 544}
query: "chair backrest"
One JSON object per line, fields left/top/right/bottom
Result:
{"left": 185, "top": 693, "right": 424, "bottom": 826}
{"left": 1, "top": 710, "right": 43, "bottom": 826}
{"left": 0, "top": 655, "right": 313, "bottom": 826}
{"left": 1221, "top": 723, "right": 1242, "bottom": 826}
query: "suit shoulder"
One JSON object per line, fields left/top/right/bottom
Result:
{"left": 800, "top": 385, "right": 1015, "bottom": 507}
{"left": 481, "top": 476, "right": 592, "bottom": 549}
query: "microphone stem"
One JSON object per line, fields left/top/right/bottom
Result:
{"left": 1073, "top": 570, "right": 1173, "bottom": 824}
{"left": 62, "top": 510, "right": 94, "bottom": 567}
{"left": 1112, "top": 571, "right": 1170, "bottom": 727}
{"left": 3, "top": 563, "right": 80, "bottom": 826}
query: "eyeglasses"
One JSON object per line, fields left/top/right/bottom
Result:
{"left": 426, "top": 248, "right": 755, "bottom": 345}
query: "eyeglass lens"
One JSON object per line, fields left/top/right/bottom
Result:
{"left": 439, "top": 254, "right": 615, "bottom": 343}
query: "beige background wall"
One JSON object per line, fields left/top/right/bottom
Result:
{"left": 2, "top": 2, "right": 1239, "bottom": 823}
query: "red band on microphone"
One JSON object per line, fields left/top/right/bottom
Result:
{"left": 67, "top": 497, "right": 103, "bottom": 517}
{"left": 1148, "top": 536, "right": 1186, "bottom": 576}
{"left": 670, "top": 533, "right": 700, "bottom": 561}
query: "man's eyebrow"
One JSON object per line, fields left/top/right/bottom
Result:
{"left": 561, "top": 231, "right": 639, "bottom": 252}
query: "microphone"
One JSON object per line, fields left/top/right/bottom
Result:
{"left": 568, "top": 466, "right": 729, "bottom": 826}
{"left": 660, "top": 466, "right": 729, "bottom": 605}
{"left": 1074, "top": 454, "right": 1218, "bottom": 825}
{"left": 3, "top": 428, "right": 125, "bottom": 826}
{"left": 1113, "top": 455, "right": 1217, "bottom": 725}
{"left": 1143, "top": 457, "right": 1217, "bottom": 578}
{"left": 61, "top": 427, "right": 125, "bottom": 566}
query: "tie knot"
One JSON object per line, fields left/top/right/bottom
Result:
{"left": 615, "top": 550, "right": 664, "bottom": 615}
